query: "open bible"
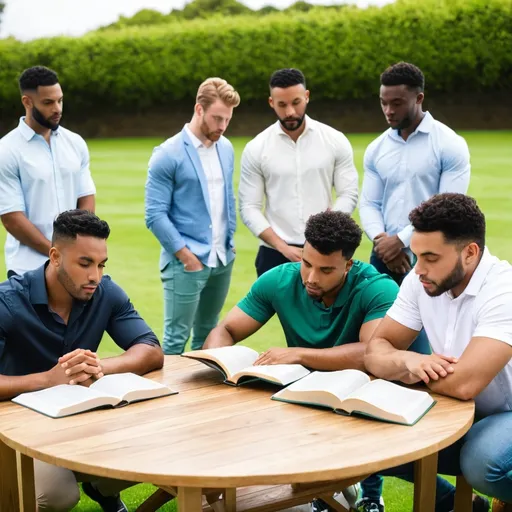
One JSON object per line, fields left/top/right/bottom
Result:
{"left": 12, "top": 373, "right": 177, "bottom": 418}
{"left": 272, "top": 369, "right": 435, "bottom": 426}
{"left": 182, "top": 345, "right": 310, "bottom": 386}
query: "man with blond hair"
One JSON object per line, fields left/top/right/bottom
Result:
{"left": 145, "top": 77, "right": 240, "bottom": 354}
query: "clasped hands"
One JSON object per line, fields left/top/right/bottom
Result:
{"left": 47, "top": 348, "right": 104, "bottom": 387}
{"left": 374, "top": 233, "right": 411, "bottom": 275}
{"left": 401, "top": 352, "right": 459, "bottom": 385}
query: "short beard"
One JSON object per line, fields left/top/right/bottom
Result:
{"left": 278, "top": 113, "right": 305, "bottom": 132}
{"left": 200, "top": 118, "right": 221, "bottom": 142}
{"left": 57, "top": 265, "right": 90, "bottom": 302}
{"left": 32, "top": 105, "right": 59, "bottom": 131}
{"left": 423, "top": 256, "right": 465, "bottom": 297}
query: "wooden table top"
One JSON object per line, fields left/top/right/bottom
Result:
{"left": 0, "top": 356, "right": 475, "bottom": 488}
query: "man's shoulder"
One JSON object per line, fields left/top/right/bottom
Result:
{"left": 429, "top": 117, "right": 467, "bottom": 145}
{"left": 351, "top": 261, "right": 399, "bottom": 291}
{"left": 257, "top": 262, "right": 301, "bottom": 289}
{"left": 480, "top": 256, "right": 512, "bottom": 297}
{"left": 149, "top": 133, "right": 185, "bottom": 167}
{"left": 0, "top": 127, "right": 25, "bottom": 156}
{"left": 244, "top": 124, "right": 278, "bottom": 151}
{"left": 0, "top": 274, "right": 27, "bottom": 310}
{"left": 364, "top": 130, "right": 392, "bottom": 157}
{"left": 56, "top": 125, "right": 87, "bottom": 147}
{"left": 97, "top": 274, "right": 128, "bottom": 302}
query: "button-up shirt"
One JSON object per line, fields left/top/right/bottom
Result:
{"left": 0, "top": 263, "right": 160, "bottom": 377}
{"left": 0, "top": 118, "right": 96, "bottom": 274}
{"left": 360, "top": 112, "right": 470, "bottom": 247}
{"left": 184, "top": 125, "right": 227, "bottom": 267}
{"left": 387, "top": 248, "right": 512, "bottom": 416}
{"left": 239, "top": 115, "right": 358, "bottom": 246}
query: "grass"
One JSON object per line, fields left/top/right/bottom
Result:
{"left": 1, "top": 131, "right": 510, "bottom": 511}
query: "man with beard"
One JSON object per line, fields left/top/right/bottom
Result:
{"left": 0, "top": 209, "right": 164, "bottom": 511}
{"left": 145, "top": 77, "right": 240, "bottom": 355}
{"left": 360, "top": 62, "right": 470, "bottom": 284}
{"left": 239, "top": 68, "right": 358, "bottom": 277}
{"left": 0, "top": 66, "right": 96, "bottom": 277}
{"left": 364, "top": 193, "right": 512, "bottom": 512}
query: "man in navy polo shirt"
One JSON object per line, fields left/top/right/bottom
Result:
{"left": 0, "top": 209, "right": 164, "bottom": 512}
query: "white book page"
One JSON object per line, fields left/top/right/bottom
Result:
{"left": 343, "top": 379, "right": 434, "bottom": 423}
{"left": 231, "top": 364, "right": 310, "bottom": 385}
{"left": 185, "top": 346, "right": 259, "bottom": 378}
{"left": 12, "top": 385, "right": 119, "bottom": 418}
{"left": 273, "top": 370, "right": 370, "bottom": 409}
{"left": 90, "top": 373, "right": 170, "bottom": 402}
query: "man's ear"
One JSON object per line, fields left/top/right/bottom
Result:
{"left": 21, "top": 94, "right": 33, "bottom": 110}
{"left": 345, "top": 258, "right": 354, "bottom": 273}
{"left": 49, "top": 246, "right": 61, "bottom": 267}
{"left": 464, "top": 242, "right": 481, "bottom": 265}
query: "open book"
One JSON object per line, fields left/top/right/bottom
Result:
{"left": 182, "top": 345, "right": 311, "bottom": 386}
{"left": 272, "top": 369, "right": 435, "bottom": 426}
{"left": 12, "top": 373, "right": 177, "bottom": 418}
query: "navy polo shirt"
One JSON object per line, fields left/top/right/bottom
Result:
{"left": 0, "top": 264, "right": 160, "bottom": 376}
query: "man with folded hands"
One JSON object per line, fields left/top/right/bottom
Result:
{"left": 0, "top": 209, "right": 164, "bottom": 512}
{"left": 204, "top": 209, "right": 430, "bottom": 511}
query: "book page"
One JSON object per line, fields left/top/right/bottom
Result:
{"left": 184, "top": 345, "right": 259, "bottom": 378}
{"left": 90, "top": 373, "right": 172, "bottom": 402}
{"left": 12, "top": 385, "right": 119, "bottom": 418}
{"left": 231, "top": 364, "right": 310, "bottom": 385}
{"left": 341, "top": 379, "right": 434, "bottom": 425}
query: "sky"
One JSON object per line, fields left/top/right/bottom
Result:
{"left": 0, "top": 0, "right": 394, "bottom": 41}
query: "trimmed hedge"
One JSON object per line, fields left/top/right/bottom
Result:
{"left": 0, "top": 0, "right": 510, "bottom": 115}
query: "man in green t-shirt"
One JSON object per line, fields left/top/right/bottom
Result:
{"left": 204, "top": 210, "right": 430, "bottom": 511}
{"left": 205, "top": 210, "right": 402, "bottom": 370}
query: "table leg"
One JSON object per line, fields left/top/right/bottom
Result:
{"left": 224, "top": 488, "right": 237, "bottom": 512}
{"left": 454, "top": 475, "right": 473, "bottom": 512}
{"left": 0, "top": 439, "right": 20, "bottom": 511}
{"left": 178, "top": 486, "right": 203, "bottom": 512}
{"left": 16, "top": 452, "right": 36, "bottom": 512}
{"left": 413, "top": 452, "right": 438, "bottom": 512}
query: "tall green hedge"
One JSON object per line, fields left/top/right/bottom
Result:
{"left": 0, "top": 0, "right": 510, "bottom": 115}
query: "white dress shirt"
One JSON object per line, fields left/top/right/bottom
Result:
{"left": 0, "top": 118, "right": 96, "bottom": 274}
{"left": 387, "top": 248, "right": 512, "bottom": 416}
{"left": 185, "top": 125, "right": 227, "bottom": 267}
{"left": 239, "top": 115, "right": 358, "bottom": 246}
{"left": 360, "top": 112, "right": 470, "bottom": 247}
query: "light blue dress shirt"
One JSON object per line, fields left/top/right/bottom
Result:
{"left": 0, "top": 118, "right": 96, "bottom": 274}
{"left": 360, "top": 112, "right": 470, "bottom": 247}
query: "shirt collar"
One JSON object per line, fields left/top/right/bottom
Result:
{"left": 387, "top": 111, "right": 434, "bottom": 141}
{"left": 28, "top": 262, "right": 50, "bottom": 305}
{"left": 18, "top": 117, "right": 60, "bottom": 141}
{"left": 458, "top": 247, "right": 494, "bottom": 298}
{"left": 184, "top": 124, "right": 214, "bottom": 149}
{"left": 275, "top": 114, "right": 315, "bottom": 138}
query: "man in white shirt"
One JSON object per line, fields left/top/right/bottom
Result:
{"left": 364, "top": 193, "right": 511, "bottom": 512}
{"left": 0, "top": 66, "right": 96, "bottom": 277}
{"left": 239, "top": 68, "right": 359, "bottom": 276}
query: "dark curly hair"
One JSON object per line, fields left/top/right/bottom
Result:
{"left": 269, "top": 68, "right": 306, "bottom": 90}
{"left": 305, "top": 211, "right": 362, "bottom": 259}
{"left": 52, "top": 210, "right": 110, "bottom": 244}
{"left": 19, "top": 66, "right": 59, "bottom": 93}
{"left": 380, "top": 62, "right": 424, "bottom": 92}
{"left": 409, "top": 193, "right": 485, "bottom": 250}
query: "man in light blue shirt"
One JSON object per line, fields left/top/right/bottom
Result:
{"left": 0, "top": 66, "right": 96, "bottom": 276}
{"left": 145, "top": 78, "right": 240, "bottom": 355}
{"left": 360, "top": 62, "right": 470, "bottom": 285}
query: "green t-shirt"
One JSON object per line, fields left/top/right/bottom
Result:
{"left": 238, "top": 261, "right": 399, "bottom": 349}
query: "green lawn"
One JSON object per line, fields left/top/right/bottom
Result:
{"left": 1, "top": 131, "right": 511, "bottom": 511}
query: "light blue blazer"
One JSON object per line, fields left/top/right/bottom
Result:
{"left": 145, "top": 128, "right": 236, "bottom": 270}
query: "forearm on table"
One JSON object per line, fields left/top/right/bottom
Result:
{"left": 1, "top": 212, "right": 51, "bottom": 256}
{"left": 297, "top": 344, "right": 367, "bottom": 371}
{"left": 101, "top": 343, "right": 164, "bottom": 376}
{"left": 364, "top": 338, "right": 411, "bottom": 380}
{"left": 0, "top": 372, "right": 49, "bottom": 401}
{"left": 203, "top": 324, "right": 237, "bottom": 349}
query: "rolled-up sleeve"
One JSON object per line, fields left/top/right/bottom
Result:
{"left": 332, "top": 133, "right": 358, "bottom": 214}
{"left": 76, "top": 136, "right": 96, "bottom": 198}
{"left": 145, "top": 148, "right": 186, "bottom": 254}
{"left": 105, "top": 278, "right": 160, "bottom": 350}
{"left": 238, "top": 144, "right": 271, "bottom": 237}
{"left": 0, "top": 145, "right": 25, "bottom": 215}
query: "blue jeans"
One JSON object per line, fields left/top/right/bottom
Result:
{"left": 161, "top": 257, "right": 234, "bottom": 355}
{"left": 368, "top": 412, "right": 512, "bottom": 509}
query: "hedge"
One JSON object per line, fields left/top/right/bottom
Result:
{"left": 0, "top": 0, "right": 510, "bottom": 115}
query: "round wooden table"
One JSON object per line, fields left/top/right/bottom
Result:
{"left": 0, "top": 356, "right": 475, "bottom": 512}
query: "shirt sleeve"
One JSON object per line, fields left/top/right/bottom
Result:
{"left": 105, "top": 278, "right": 160, "bottom": 350}
{"left": 0, "top": 144, "right": 26, "bottom": 215}
{"left": 145, "top": 147, "right": 186, "bottom": 254}
{"left": 76, "top": 136, "right": 96, "bottom": 198}
{"left": 237, "top": 268, "right": 279, "bottom": 324}
{"left": 0, "top": 295, "right": 13, "bottom": 365}
{"left": 360, "top": 276, "right": 400, "bottom": 323}
{"left": 385, "top": 271, "right": 424, "bottom": 331}
{"left": 238, "top": 143, "right": 271, "bottom": 237}
{"left": 473, "top": 287, "right": 512, "bottom": 347}
{"left": 359, "top": 145, "right": 386, "bottom": 241}
{"left": 439, "top": 134, "right": 471, "bottom": 194}
{"left": 332, "top": 132, "right": 358, "bottom": 214}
